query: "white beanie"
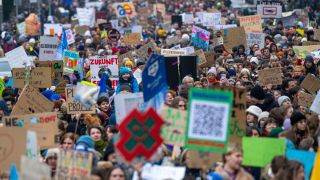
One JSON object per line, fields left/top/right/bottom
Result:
{"left": 29, "top": 38, "right": 36, "bottom": 44}
{"left": 84, "top": 30, "right": 91, "bottom": 37}
{"left": 240, "top": 68, "right": 250, "bottom": 75}
{"left": 250, "top": 57, "right": 259, "bottom": 65}
{"left": 246, "top": 105, "right": 262, "bottom": 117}
{"left": 207, "top": 67, "right": 217, "bottom": 76}
{"left": 85, "top": 38, "right": 92, "bottom": 44}
{"left": 258, "top": 112, "right": 270, "bottom": 121}
{"left": 182, "top": 34, "right": 190, "bottom": 41}
{"left": 278, "top": 96, "right": 290, "bottom": 106}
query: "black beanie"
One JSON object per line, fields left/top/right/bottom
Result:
{"left": 250, "top": 85, "right": 265, "bottom": 100}
{"left": 290, "top": 111, "right": 306, "bottom": 126}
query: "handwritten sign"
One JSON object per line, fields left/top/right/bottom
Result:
{"left": 56, "top": 150, "right": 93, "bottom": 179}
{"left": 314, "top": 29, "right": 320, "bottom": 41}
{"left": 66, "top": 87, "right": 95, "bottom": 114}
{"left": 11, "top": 84, "right": 53, "bottom": 115}
{"left": 55, "top": 80, "right": 67, "bottom": 95}
{"left": 0, "top": 128, "right": 27, "bottom": 173}
{"left": 13, "top": 67, "right": 51, "bottom": 88}
{"left": 193, "top": 49, "right": 207, "bottom": 66}
{"left": 141, "top": 164, "right": 186, "bottom": 180}
{"left": 301, "top": 73, "right": 320, "bottom": 94}
{"left": 187, "top": 150, "right": 222, "bottom": 169}
{"left": 298, "top": 91, "right": 315, "bottom": 108}
{"left": 135, "top": 41, "right": 156, "bottom": 61}
{"left": 246, "top": 32, "right": 265, "bottom": 49}
{"left": 238, "top": 15, "right": 262, "bottom": 33}
{"left": 160, "top": 106, "right": 187, "bottom": 146}
{"left": 3, "top": 112, "right": 59, "bottom": 148}
{"left": 36, "top": 60, "right": 64, "bottom": 86}
{"left": 39, "top": 36, "right": 59, "bottom": 61}
{"left": 192, "top": 25, "right": 210, "bottom": 51}
{"left": 113, "top": 2, "right": 137, "bottom": 18}
{"left": 223, "top": 27, "right": 247, "bottom": 53}
{"left": 123, "top": 32, "right": 141, "bottom": 46}
{"left": 202, "top": 13, "right": 221, "bottom": 27}
{"left": 258, "top": 67, "right": 283, "bottom": 86}
{"left": 5, "top": 46, "right": 30, "bottom": 69}
{"left": 63, "top": 50, "right": 79, "bottom": 73}
{"left": 293, "top": 45, "right": 320, "bottom": 58}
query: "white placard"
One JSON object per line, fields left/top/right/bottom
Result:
{"left": 77, "top": 8, "right": 96, "bottom": 27}
{"left": 246, "top": 32, "right": 265, "bottom": 50}
{"left": 161, "top": 49, "right": 187, "bottom": 57}
{"left": 141, "top": 163, "right": 186, "bottom": 180}
{"left": 39, "top": 36, "right": 59, "bottom": 61}
{"left": 310, "top": 90, "right": 320, "bottom": 114}
{"left": 89, "top": 55, "right": 119, "bottom": 86}
{"left": 203, "top": 13, "right": 221, "bottom": 27}
{"left": 44, "top": 23, "right": 62, "bottom": 35}
{"left": 65, "top": 29, "right": 75, "bottom": 45}
{"left": 257, "top": 4, "right": 282, "bottom": 19}
{"left": 5, "top": 46, "right": 29, "bottom": 68}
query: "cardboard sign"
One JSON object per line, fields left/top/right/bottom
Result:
{"left": 56, "top": 150, "right": 93, "bottom": 179}
{"left": 20, "top": 156, "right": 51, "bottom": 180}
{"left": 63, "top": 50, "right": 80, "bottom": 73}
{"left": 123, "top": 32, "right": 141, "bottom": 46}
{"left": 298, "top": 91, "right": 315, "bottom": 108}
{"left": 39, "top": 36, "right": 59, "bottom": 61}
{"left": 116, "top": 108, "right": 165, "bottom": 162}
{"left": 246, "top": 32, "right": 265, "bottom": 49}
{"left": 113, "top": 2, "right": 137, "bottom": 18}
{"left": 161, "top": 49, "right": 187, "bottom": 57}
{"left": 186, "top": 88, "right": 233, "bottom": 152}
{"left": 166, "top": 36, "right": 180, "bottom": 46}
{"left": 202, "top": 13, "right": 221, "bottom": 27}
{"left": 187, "top": 150, "right": 222, "bottom": 169}
{"left": 36, "top": 60, "right": 64, "bottom": 86}
{"left": 66, "top": 87, "right": 95, "bottom": 114}
{"left": 257, "top": 4, "right": 282, "bottom": 19}
{"left": 286, "top": 149, "right": 316, "bottom": 180}
{"left": 223, "top": 27, "right": 247, "bottom": 53}
{"left": 118, "top": 51, "right": 136, "bottom": 64}
{"left": 238, "top": 15, "right": 262, "bottom": 33}
{"left": 203, "top": 52, "right": 215, "bottom": 67}
{"left": 258, "top": 67, "right": 282, "bottom": 86}
{"left": 12, "top": 67, "right": 52, "bottom": 88}
{"left": 89, "top": 55, "right": 119, "bottom": 87}
{"left": 314, "top": 29, "right": 320, "bottom": 41}
{"left": 194, "top": 49, "right": 207, "bottom": 66}
{"left": 11, "top": 84, "right": 53, "bottom": 115}
{"left": 301, "top": 73, "right": 320, "bottom": 94}
{"left": 192, "top": 25, "right": 210, "bottom": 51}
{"left": 55, "top": 80, "right": 68, "bottom": 95}
{"left": 114, "top": 92, "right": 145, "bottom": 123}
{"left": 136, "top": 41, "right": 156, "bottom": 61}
{"left": 242, "top": 137, "right": 286, "bottom": 167}
{"left": 75, "top": 25, "right": 90, "bottom": 35}
{"left": 5, "top": 46, "right": 30, "bottom": 69}
{"left": 0, "top": 128, "right": 27, "bottom": 173}
{"left": 160, "top": 106, "right": 187, "bottom": 146}
{"left": 77, "top": 8, "right": 96, "bottom": 27}
{"left": 3, "top": 112, "right": 59, "bottom": 148}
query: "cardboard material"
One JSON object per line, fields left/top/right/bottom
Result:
{"left": 160, "top": 106, "right": 187, "bottom": 146}
{"left": 55, "top": 80, "right": 68, "bottom": 95}
{"left": 36, "top": 60, "right": 64, "bottom": 86}
{"left": 193, "top": 49, "right": 207, "bottom": 66}
{"left": 12, "top": 67, "right": 52, "bottom": 88}
{"left": 11, "top": 84, "right": 53, "bottom": 115}
{"left": 187, "top": 150, "right": 222, "bottom": 169}
{"left": 238, "top": 15, "right": 262, "bottom": 32}
{"left": 258, "top": 67, "right": 282, "bottom": 86}
{"left": 301, "top": 73, "right": 320, "bottom": 94}
{"left": 66, "top": 87, "right": 95, "bottom": 114}
{"left": 123, "top": 32, "right": 141, "bottom": 46}
{"left": 293, "top": 45, "right": 320, "bottom": 58}
{"left": 0, "top": 128, "right": 27, "bottom": 173}
{"left": 314, "top": 29, "right": 320, "bottom": 41}
{"left": 166, "top": 36, "right": 180, "bottom": 46}
{"left": 298, "top": 91, "right": 315, "bottom": 108}
{"left": 223, "top": 27, "right": 247, "bottom": 53}
{"left": 75, "top": 25, "right": 90, "bottom": 35}
{"left": 135, "top": 41, "right": 156, "bottom": 61}
{"left": 3, "top": 112, "right": 59, "bottom": 148}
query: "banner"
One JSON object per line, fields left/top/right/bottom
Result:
{"left": 39, "top": 36, "right": 59, "bottom": 61}
{"left": 257, "top": 4, "right": 282, "bottom": 19}
{"left": 63, "top": 50, "right": 80, "bottom": 73}
{"left": 12, "top": 67, "right": 52, "bottom": 88}
{"left": 246, "top": 32, "right": 265, "bottom": 49}
{"left": 238, "top": 15, "right": 262, "bottom": 33}
{"left": 66, "top": 87, "right": 95, "bottom": 114}
{"left": 113, "top": 2, "right": 137, "bottom": 18}
{"left": 192, "top": 25, "right": 210, "bottom": 51}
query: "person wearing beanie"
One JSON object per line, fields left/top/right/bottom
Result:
{"left": 250, "top": 85, "right": 278, "bottom": 111}
{"left": 115, "top": 67, "right": 139, "bottom": 94}
{"left": 50, "top": 94, "right": 61, "bottom": 102}
{"left": 258, "top": 112, "right": 269, "bottom": 129}
{"left": 75, "top": 135, "right": 101, "bottom": 167}
{"left": 124, "top": 60, "right": 134, "bottom": 70}
{"left": 44, "top": 148, "right": 59, "bottom": 177}
{"left": 277, "top": 96, "right": 291, "bottom": 108}
{"left": 304, "top": 55, "right": 317, "bottom": 75}
{"left": 133, "top": 60, "right": 145, "bottom": 84}
{"left": 228, "top": 69, "right": 237, "bottom": 79}
{"left": 246, "top": 105, "right": 262, "bottom": 127}
{"left": 281, "top": 111, "right": 309, "bottom": 148}
{"left": 76, "top": 135, "right": 95, "bottom": 149}
{"left": 207, "top": 67, "right": 219, "bottom": 86}
{"left": 42, "top": 90, "right": 54, "bottom": 100}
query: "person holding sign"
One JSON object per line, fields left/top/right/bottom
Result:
{"left": 115, "top": 67, "right": 139, "bottom": 94}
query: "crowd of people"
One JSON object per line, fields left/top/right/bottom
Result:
{"left": 0, "top": 0, "right": 320, "bottom": 179}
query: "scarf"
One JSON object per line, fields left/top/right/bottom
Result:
{"left": 94, "top": 140, "right": 108, "bottom": 154}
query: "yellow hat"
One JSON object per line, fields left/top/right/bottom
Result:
{"left": 125, "top": 60, "right": 134, "bottom": 67}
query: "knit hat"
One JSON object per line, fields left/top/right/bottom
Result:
{"left": 207, "top": 67, "right": 217, "bottom": 76}
{"left": 268, "top": 127, "right": 283, "bottom": 138}
{"left": 250, "top": 85, "right": 265, "bottom": 100}
{"left": 42, "top": 90, "right": 54, "bottom": 100}
{"left": 290, "top": 111, "right": 306, "bottom": 126}
{"left": 277, "top": 51, "right": 284, "bottom": 57}
{"left": 45, "top": 148, "right": 59, "bottom": 160}
{"left": 85, "top": 38, "right": 92, "bottom": 44}
{"left": 111, "top": 47, "right": 118, "bottom": 54}
{"left": 250, "top": 57, "right": 259, "bottom": 65}
{"left": 228, "top": 69, "right": 236, "bottom": 76}
{"left": 76, "top": 135, "right": 94, "bottom": 149}
{"left": 305, "top": 55, "right": 314, "bottom": 63}
{"left": 124, "top": 60, "right": 134, "bottom": 67}
{"left": 278, "top": 96, "right": 290, "bottom": 106}
{"left": 119, "top": 67, "right": 131, "bottom": 77}
{"left": 258, "top": 112, "right": 269, "bottom": 121}
{"left": 246, "top": 105, "right": 262, "bottom": 117}
{"left": 119, "top": 84, "right": 132, "bottom": 92}
{"left": 136, "top": 60, "right": 145, "bottom": 67}
{"left": 50, "top": 94, "right": 61, "bottom": 101}
{"left": 240, "top": 68, "right": 250, "bottom": 75}
{"left": 254, "top": 51, "right": 262, "bottom": 56}
{"left": 181, "top": 34, "right": 190, "bottom": 41}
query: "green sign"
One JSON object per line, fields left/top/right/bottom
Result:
{"left": 63, "top": 50, "right": 79, "bottom": 73}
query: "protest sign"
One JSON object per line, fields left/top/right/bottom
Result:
{"left": 136, "top": 41, "right": 156, "bottom": 61}
{"left": 242, "top": 137, "right": 286, "bottom": 167}
{"left": 116, "top": 108, "right": 165, "bottom": 162}
{"left": 63, "top": 50, "right": 80, "bottom": 73}
{"left": 160, "top": 106, "right": 187, "bottom": 146}
{"left": 311, "top": 148, "right": 320, "bottom": 180}
{"left": 258, "top": 67, "right": 283, "bottom": 86}
{"left": 286, "top": 149, "right": 316, "bottom": 180}
{"left": 298, "top": 91, "right": 315, "bottom": 108}
{"left": 187, "top": 150, "right": 222, "bottom": 169}
{"left": 204, "top": 52, "right": 215, "bottom": 67}
{"left": 301, "top": 73, "right": 320, "bottom": 94}
{"left": 223, "top": 27, "right": 247, "bottom": 53}
{"left": 182, "top": 14, "right": 193, "bottom": 24}
{"left": 212, "top": 24, "right": 237, "bottom": 30}
{"left": 118, "top": 51, "right": 136, "bottom": 64}
{"left": 193, "top": 49, "right": 207, "bottom": 66}
{"left": 238, "top": 15, "right": 262, "bottom": 33}
{"left": 314, "top": 29, "right": 320, "bottom": 41}
{"left": 310, "top": 90, "right": 320, "bottom": 114}
{"left": 246, "top": 32, "right": 265, "bottom": 49}
{"left": 114, "top": 92, "right": 145, "bottom": 123}
{"left": 36, "top": 60, "right": 64, "bottom": 86}
{"left": 141, "top": 164, "right": 186, "bottom": 180}
{"left": 3, "top": 112, "right": 59, "bottom": 148}
{"left": 11, "top": 84, "right": 53, "bottom": 115}
{"left": 17, "top": 22, "right": 26, "bottom": 34}
{"left": 257, "top": 4, "right": 282, "bottom": 18}
{"left": 123, "top": 32, "right": 141, "bottom": 46}
{"left": 12, "top": 67, "right": 51, "bottom": 88}
{"left": 153, "top": 3, "right": 166, "bottom": 17}
{"left": 44, "top": 24, "right": 62, "bottom": 36}
{"left": 231, "top": 0, "right": 245, "bottom": 8}
{"left": 75, "top": 25, "right": 90, "bottom": 35}
{"left": 39, "top": 36, "right": 59, "bottom": 61}
{"left": 66, "top": 87, "right": 96, "bottom": 114}
{"left": 293, "top": 45, "right": 320, "bottom": 58}
{"left": 0, "top": 128, "right": 27, "bottom": 173}
{"left": 113, "top": 2, "right": 137, "bottom": 18}
{"left": 161, "top": 49, "right": 187, "bottom": 57}
{"left": 186, "top": 88, "right": 233, "bottom": 152}
{"left": 5, "top": 46, "right": 30, "bottom": 69}
{"left": 192, "top": 25, "right": 210, "bottom": 51}
{"left": 56, "top": 150, "right": 93, "bottom": 179}
{"left": 142, "top": 54, "right": 168, "bottom": 102}
{"left": 26, "top": 131, "right": 38, "bottom": 159}
{"left": 55, "top": 80, "right": 67, "bottom": 95}
{"left": 202, "top": 13, "right": 221, "bottom": 27}
{"left": 302, "top": 41, "right": 320, "bottom": 46}
{"left": 77, "top": 8, "right": 95, "bottom": 27}
{"left": 20, "top": 156, "right": 51, "bottom": 180}
{"left": 89, "top": 55, "right": 119, "bottom": 87}
{"left": 65, "top": 29, "right": 75, "bottom": 45}
{"left": 166, "top": 36, "right": 180, "bottom": 46}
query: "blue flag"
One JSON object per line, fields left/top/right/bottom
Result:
{"left": 55, "top": 28, "right": 68, "bottom": 60}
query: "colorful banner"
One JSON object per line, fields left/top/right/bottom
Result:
{"left": 191, "top": 25, "right": 210, "bottom": 51}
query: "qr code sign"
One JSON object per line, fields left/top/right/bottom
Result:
{"left": 188, "top": 100, "right": 229, "bottom": 142}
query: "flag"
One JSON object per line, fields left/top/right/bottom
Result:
{"left": 55, "top": 28, "right": 68, "bottom": 60}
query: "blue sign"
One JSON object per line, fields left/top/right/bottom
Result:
{"left": 142, "top": 54, "right": 168, "bottom": 102}
{"left": 286, "top": 149, "right": 316, "bottom": 180}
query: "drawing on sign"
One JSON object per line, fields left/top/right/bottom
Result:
{"left": 66, "top": 87, "right": 96, "bottom": 114}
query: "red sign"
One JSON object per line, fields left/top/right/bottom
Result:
{"left": 108, "top": 29, "right": 121, "bottom": 43}
{"left": 116, "top": 108, "right": 165, "bottom": 162}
